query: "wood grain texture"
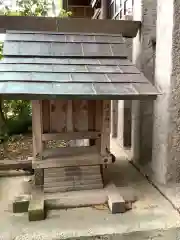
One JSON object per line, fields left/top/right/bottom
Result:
{"left": 50, "top": 100, "right": 67, "bottom": 133}
{"left": 32, "top": 100, "right": 44, "bottom": 186}
{"left": 32, "top": 146, "right": 101, "bottom": 169}
{"left": 42, "top": 131, "right": 101, "bottom": 141}
{"left": 101, "top": 100, "right": 111, "bottom": 155}
{"left": 44, "top": 165, "right": 103, "bottom": 193}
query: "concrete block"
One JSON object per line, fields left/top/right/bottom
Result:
{"left": 13, "top": 195, "right": 30, "bottom": 213}
{"left": 106, "top": 182, "right": 126, "bottom": 214}
{"left": 28, "top": 187, "right": 45, "bottom": 221}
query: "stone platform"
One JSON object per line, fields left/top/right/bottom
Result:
{"left": 0, "top": 141, "right": 179, "bottom": 240}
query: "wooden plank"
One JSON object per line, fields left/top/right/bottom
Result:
{"left": 95, "top": 100, "right": 102, "bottom": 151}
{"left": 105, "top": 182, "right": 126, "bottom": 214}
{"left": 42, "top": 100, "right": 50, "bottom": 133}
{"left": 44, "top": 174, "right": 102, "bottom": 183}
{"left": 32, "top": 147, "right": 101, "bottom": 169}
{"left": 28, "top": 186, "right": 45, "bottom": 221}
{"left": 42, "top": 146, "right": 98, "bottom": 158}
{"left": 44, "top": 165, "right": 100, "bottom": 176}
{"left": 44, "top": 165, "right": 101, "bottom": 174}
{"left": 50, "top": 100, "right": 67, "bottom": 133}
{"left": 42, "top": 131, "right": 101, "bottom": 141}
{"left": 44, "top": 178, "right": 102, "bottom": 188}
{"left": 112, "top": 100, "right": 118, "bottom": 138}
{"left": 32, "top": 100, "right": 43, "bottom": 158}
{"left": 72, "top": 99, "right": 88, "bottom": 131}
{"left": 42, "top": 100, "right": 50, "bottom": 150}
{"left": 44, "top": 183, "right": 103, "bottom": 193}
{"left": 101, "top": 100, "right": 111, "bottom": 155}
{"left": 0, "top": 16, "right": 141, "bottom": 37}
{"left": 0, "top": 159, "right": 32, "bottom": 170}
{"left": 32, "top": 100, "right": 44, "bottom": 186}
{"left": 88, "top": 100, "right": 96, "bottom": 146}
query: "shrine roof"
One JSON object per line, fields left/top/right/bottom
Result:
{"left": 0, "top": 30, "right": 159, "bottom": 100}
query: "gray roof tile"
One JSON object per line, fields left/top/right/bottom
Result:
{"left": 0, "top": 30, "right": 159, "bottom": 99}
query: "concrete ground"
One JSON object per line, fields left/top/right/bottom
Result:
{"left": 0, "top": 140, "right": 180, "bottom": 239}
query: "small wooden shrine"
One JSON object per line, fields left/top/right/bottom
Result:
{"left": 0, "top": 17, "right": 158, "bottom": 221}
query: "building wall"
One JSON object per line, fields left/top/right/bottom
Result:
{"left": 132, "top": 0, "right": 156, "bottom": 171}
{"left": 108, "top": 0, "right": 133, "bottom": 148}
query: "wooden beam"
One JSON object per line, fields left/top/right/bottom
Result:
{"left": 101, "top": 100, "right": 111, "bottom": 155}
{"left": 32, "top": 146, "right": 102, "bottom": 169}
{"left": 44, "top": 183, "right": 103, "bottom": 193}
{"left": 0, "top": 159, "right": 32, "bottom": 170}
{"left": 112, "top": 100, "right": 118, "bottom": 138}
{"left": 0, "top": 16, "right": 141, "bottom": 37}
{"left": 32, "top": 100, "right": 44, "bottom": 186}
{"left": 88, "top": 100, "right": 96, "bottom": 146}
{"left": 42, "top": 131, "right": 101, "bottom": 141}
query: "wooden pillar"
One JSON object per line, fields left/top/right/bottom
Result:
{"left": 101, "top": 100, "right": 111, "bottom": 154}
{"left": 32, "top": 100, "right": 44, "bottom": 186}
{"left": 112, "top": 100, "right": 118, "bottom": 138}
{"left": 30, "top": 100, "right": 45, "bottom": 221}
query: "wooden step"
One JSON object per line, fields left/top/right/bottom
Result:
{"left": 33, "top": 146, "right": 101, "bottom": 169}
{"left": 44, "top": 178, "right": 103, "bottom": 187}
{"left": 44, "top": 165, "right": 103, "bottom": 193}
{"left": 44, "top": 183, "right": 103, "bottom": 193}
{"left": 44, "top": 165, "right": 101, "bottom": 176}
{"left": 44, "top": 174, "right": 102, "bottom": 183}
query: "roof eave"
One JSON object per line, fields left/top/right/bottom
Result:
{"left": 0, "top": 16, "right": 141, "bottom": 38}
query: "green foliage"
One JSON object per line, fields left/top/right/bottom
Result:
{"left": 2, "top": 100, "right": 32, "bottom": 136}
{"left": 58, "top": 8, "right": 72, "bottom": 18}
{"left": 16, "top": 0, "right": 50, "bottom": 16}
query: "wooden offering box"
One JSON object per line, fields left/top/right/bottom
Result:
{"left": 32, "top": 99, "right": 112, "bottom": 193}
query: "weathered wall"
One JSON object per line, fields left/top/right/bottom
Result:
{"left": 123, "top": 39, "right": 132, "bottom": 148}
{"left": 139, "top": 0, "right": 156, "bottom": 167}
{"left": 132, "top": 0, "right": 157, "bottom": 172}
{"left": 116, "top": 38, "right": 132, "bottom": 148}
{"left": 133, "top": 0, "right": 180, "bottom": 184}
{"left": 116, "top": 0, "right": 156, "bottom": 150}
{"left": 152, "top": 0, "right": 180, "bottom": 184}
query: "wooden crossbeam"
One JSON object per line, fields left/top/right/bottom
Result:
{"left": 0, "top": 16, "right": 141, "bottom": 37}
{"left": 42, "top": 131, "right": 101, "bottom": 141}
{"left": 0, "top": 159, "right": 32, "bottom": 170}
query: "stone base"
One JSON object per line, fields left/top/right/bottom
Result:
{"left": 28, "top": 186, "right": 45, "bottom": 221}
{"left": 12, "top": 181, "right": 135, "bottom": 221}
{"left": 3, "top": 147, "right": 180, "bottom": 239}
{"left": 13, "top": 195, "right": 30, "bottom": 213}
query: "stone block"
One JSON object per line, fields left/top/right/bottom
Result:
{"left": 13, "top": 195, "right": 30, "bottom": 213}
{"left": 28, "top": 187, "right": 45, "bottom": 221}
